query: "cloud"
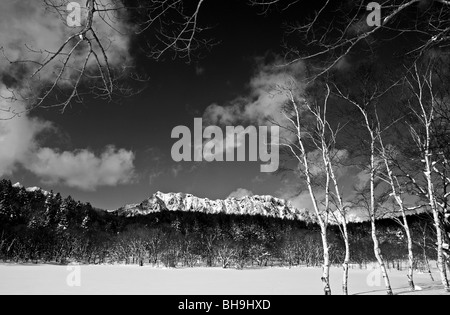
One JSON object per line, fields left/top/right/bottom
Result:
{"left": 0, "top": 86, "right": 136, "bottom": 190}
{"left": 0, "top": 107, "right": 136, "bottom": 191}
{"left": 227, "top": 188, "right": 254, "bottom": 199}
{"left": 0, "top": 0, "right": 131, "bottom": 92}
{"left": 0, "top": 1, "right": 137, "bottom": 191}
{"left": 288, "top": 190, "right": 322, "bottom": 213}
{"left": 200, "top": 57, "right": 305, "bottom": 163}
{"left": 333, "top": 56, "right": 351, "bottom": 71}
{"left": 348, "top": 17, "right": 372, "bottom": 37}
{"left": 203, "top": 58, "right": 306, "bottom": 126}
{"left": 306, "top": 149, "right": 350, "bottom": 176}
{"left": 276, "top": 149, "right": 356, "bottom": 214}
{"left": 25, "top": 146, "right": 136, "bottom": 191}
{"left": 0, "top": 88, "right": 52, "bottom": 176}
{"left": 252, "top": 174, "right": 270, "bottom": 183}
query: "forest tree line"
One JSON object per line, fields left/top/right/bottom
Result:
{"left": 0, "top": 179, "right": 440, "bottom": 272}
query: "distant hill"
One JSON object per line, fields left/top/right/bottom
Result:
{"left": 113, "top": 191, "right": 312, "bottom": 221}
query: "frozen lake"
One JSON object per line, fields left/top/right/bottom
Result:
{"left": 0, "top": 264, "right": 448, "bottom": 295}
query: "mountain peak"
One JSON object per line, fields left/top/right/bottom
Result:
{"left": 114, "top": 191, "right": 310, "bottom": 221}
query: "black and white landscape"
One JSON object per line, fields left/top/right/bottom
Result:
{"left": 1, "top": 0, "right": 450, "bottom": 296}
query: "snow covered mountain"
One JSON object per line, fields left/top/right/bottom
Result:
{"left": 12, "top": 182, "right": 51, "bottom": 196}
{"left": 113, "top": 191, "right": 311, "bottom": 221}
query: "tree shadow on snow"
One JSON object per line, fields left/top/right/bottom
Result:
{"left": 353, "top": 282, "right": 447, "bottom": 295}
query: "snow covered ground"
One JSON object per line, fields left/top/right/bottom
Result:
{"left": 0, "top": 264, "right": 448, "bottom": 295}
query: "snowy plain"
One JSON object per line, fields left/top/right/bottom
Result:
{"left": 0, "top": 264, "right": 448, "bottom": 295}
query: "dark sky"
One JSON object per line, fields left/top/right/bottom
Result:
{"left": 0, "top": 0, "right": 422, "bottom": 212}
{"left": 5, "top": 0, "right": 310, "bottom": 209}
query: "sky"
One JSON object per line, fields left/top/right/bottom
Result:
{"left": 0, "top": 0, "right": 419, "bottom": 212}
{"left": 0, "top": 0, "right": 312, "bottom": 209}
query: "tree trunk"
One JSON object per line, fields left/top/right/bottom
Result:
{"left": 424, "top": 154, "right": 450, "bottom": 292}
{"left": 320, "top": 227, "right": 332, "bottom": 296}
{"left": 433, "top": 216, "right": 450, "bottom": 292}
{"left": 445, "top": 257, "right": 450, "bottom": 278}
{"left": 421, "top": 226, "right": 435, "bottom": 281}
{"left": 326, "top": 152, "right": 350, "bottom": 296}
{"left": 404, "top": 219, "right": 415, "bottom": 291}
{"left": 342, "top": 228, "right": 350, "bottom": 296}
{"left": 300, "top": 138, "right": 331, "bottom": 295}
{"left": 288, "top": 92, "right": 332, "bottom": 295}
{"left": 370, "top": 139, "right": 393, "bottom": 295}
{"left": 371, "top": 219, "right": 393, "bottom": 295}
{"left": 379, "top": 131, "right": 416, "bottom": 291}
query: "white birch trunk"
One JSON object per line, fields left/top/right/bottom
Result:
{"left": 327, "top": 156, "right": 350, "bottom": 295}
{"left": 411, "top": 66, "right": 450, "bottom": 292}
{"left": 287, "top": 92, "right": 332, "bottom": 295}
{"left": 404, "top": 217, "right": 415, "bottom": 290}
{"left": 342, "top": 222, "right": 350, "bottom": 295}
{"left": 379, "top": 136, "right": 415, "bottom": 291}
{"left": 320, "top": 225, "right": 332, "bottom": 295}
{"left": 303, "top": 156, "right": 332, "bottom": 295}
{"left": 370, "top": 138, "right": 393, "bottom": 295}
{"left": 423, "top": 108, "right": 449, "bottom": 291}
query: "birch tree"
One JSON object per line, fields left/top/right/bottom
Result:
{"left": 280, "top": 89, "right": 331, "bottom": 295}
{"left": 376, "top": 127, "right": 418, "bottom": 291}
{"left": 316, "top": 113, "right": 351, "bottom": 296}
{"left": 1, "top": 0, "right": 210, "bottom": 116}
{"left": 280, "top": 85, "right": 350, "bottom": 295}
{"left": 404, "top": 62, "right": 450, "bottom": 292}
{"left": 302, "top": 84, "right": 351, "bottom": 295}
{"left": 251, "top": 0, "right": 450, "bottom": 79}
{"left": 333, "top": 76, "right": 394, "bottom": 295}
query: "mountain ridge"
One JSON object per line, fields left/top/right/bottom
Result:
{"left": 11, "top": 181, "right": 311, "bottom": 221}
{"left": 113, "top": 191, "right": 312, "bottom": 221}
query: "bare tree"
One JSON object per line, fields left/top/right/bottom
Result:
{"left": 1, "top": 0, "right": 210, "bottom": 116}
{"left": 415, "top": 221, "right": 435, "bottom": 281}
{"left": 296, "top": 83, "right": 352, "bottom": 294}
{"left": 313, "top": 100, "right": 351, "bottom": 295}
{"left": 333, "top": 78, "right": 395, "bottom": 295}
{"left": 147, "top": 228, "right": 164, "bottom": 266}
{"left": 215, "top": 236, "right": 237, "bottom": 269}
{"left": 376, "top": 127, "right": 419, "bottom": 291}
{"left": 279, "top": 85, "right": 334, "bottom": 295}
{"left": 251, "top": 0, "right": 450, "bottom": 78}
{"left": 404, "top": 62, "right": 450, "bottom": 292}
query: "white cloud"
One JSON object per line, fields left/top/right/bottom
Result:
{"left": 0, "top": 103, "right": 137, "bottom": 191}
{"left": 276, "top": 149, "right": 353, "bottom": 214}
{"left": 0, "top": 88, "right": 136, "bottom": 190}
{"left": 0, "top": 88, "right": 52, "bottom": 176}
{"left": 203, "top": 58, "right": 306, "bottom": 126}
{"left": 0, "top": 1, "right": 136, "bottom": 190}
{"left": 26, "top": 146, "right": 136, "bottom": 191}
{"left": 227, "top": 188, "right": 254, "bottom": 199}
{"left": 0, "top": 0, "right": 131, "bottom": 91}
{"left": 200, "top": 58, "right": 305, "bottom": 163}
{"left": 288, "top": 190, "right": 321, "bottom": 213}
{"left": 305, "top": 149, "right": 350, "bottom": 176}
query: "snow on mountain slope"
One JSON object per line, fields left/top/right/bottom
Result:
{"left": 114, "top": 191, "right": 311, "bottom": 221}
{"left": 11, "top": 182, "right": 311, "bottom": 221}
{"left": 13, "top": 182, "right": 51, "bottom": 196}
